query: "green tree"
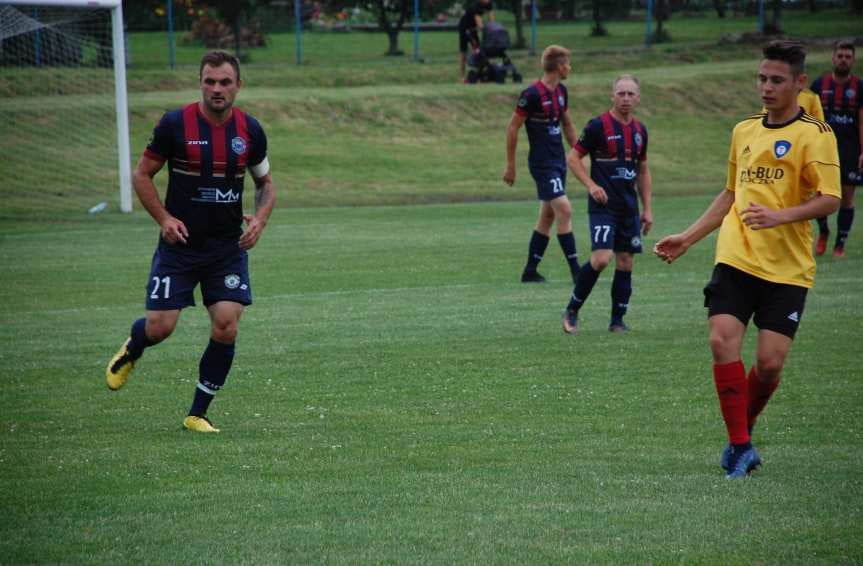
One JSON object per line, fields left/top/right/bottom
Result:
{"left": 372, "top": 0, "right": 409, "bottom": 56}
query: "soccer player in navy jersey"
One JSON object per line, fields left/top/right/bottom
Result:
{"left": 504, "top": 45, "right": 581, "bottom": 284}
{"left": 105, "top": 51, "right": 276, "bottom": 433}
{"left": 811, "top": 40, "right": 863, "bottom": 258}
{"left": 562, "top": 75, "right": 653, "bottom": 334}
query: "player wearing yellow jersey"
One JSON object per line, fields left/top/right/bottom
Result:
{"left": 654, "top": 41, "right": 840, "bottom": 479}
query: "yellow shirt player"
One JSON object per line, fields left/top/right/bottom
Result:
{"left": 653, "top": 41, "right": 840, "bottom": 480}
{"left": 718, "top": 108, "right": 840, "bottom": 287}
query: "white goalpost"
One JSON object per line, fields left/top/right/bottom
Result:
{"left": 1, "top": 0, "right": 133, "bottom": 213}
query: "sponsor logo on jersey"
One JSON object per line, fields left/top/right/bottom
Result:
{"left": 192, "top": 187, "right": 241, "bottom": 203}
{"left": 830, "top": 114, "right": 855, "bottom": 125}
{"left": 612, "top": 167, "right": 637, "bottom": 180}
{"left": 186, "top": 140, "right": 209, "bottom": 145}
{"left": 739, "top": 166, "right": 785, "bottom": 185}
{"left": 231, "top": 136, "right": 247, "bottom": 155}
{"left": 542, "top": 100, "right": 552, "bottom": 106}
{"left": 774, "top": 140, "right": 792, "bottom": 159}
{"left": 607, "top": 134, "right": 622, "bottom": 141}
{"left": 225, "top": 274, "right": 241, "bottom": 289}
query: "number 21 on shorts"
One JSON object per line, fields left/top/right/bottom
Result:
{"left": 150, "top": 276, "right": 171, "bottom": 299}
{"left": 593, "top": 225, "right": 611, "bottom": 243}
{"left": 550, "top": 177, "right": 564, "bottom": 194}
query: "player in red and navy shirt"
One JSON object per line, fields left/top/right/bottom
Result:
{"left": 810, "top": 40, "right": 863, "bottom": 257}
{"left": 562, "top": 74, "right": 653, "bottom": 334}
{"left": 105, "top": 51, "right": 277, "bottom": 433}
{"left": 504, "top": 45, "right": 581, "bottom": 284}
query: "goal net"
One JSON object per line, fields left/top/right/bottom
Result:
{"left": 0, "top": 0, "right": 132, "bottom": 216}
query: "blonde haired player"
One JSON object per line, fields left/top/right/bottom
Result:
{"left": 504, "top": 45, "right": 581, "bottom": 284}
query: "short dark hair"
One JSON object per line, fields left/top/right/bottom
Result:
{"left": 834, "top": 40, "right": 856, "bottom": 56}
{"left": 762, "top": 40, "right": 806, "bottom": 77}
{"left": 199, "top": 50, "right": 241, "bottom": 81}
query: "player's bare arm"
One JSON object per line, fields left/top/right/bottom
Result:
{"left": 740, "top": 193, "right": 840, "bottom": 230}
{"left": 561, "top": 110, "right": 578, "bottom": 150}
{"left": 637, "top": 160, "right": 653, "bottom": 235}
{"left": 567, "top": 147, "right": 607, "bottom": 204}
{"left": 132, "top": 154, "right": 188, "bottom": 245}
{"left": 504, "top": 112, "right": 526, "bottom": 186}
{"left": 653, "top": 189, "right": 735, "bottom": 263}
{"left": 239, "top": 172, "right": 276, "bottom": 251}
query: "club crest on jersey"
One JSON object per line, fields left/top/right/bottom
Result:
{"left": 224, "top": 274, "right": 241, "bottom": 289}
{"left": 231, "top": 136, "right": 247, "bottom": 155}
{"left": 558, "top": 95, "right": 565, "bottom": 106}
{"left": 848, "top": 88, "right": 857, "bottom": 99}
{"left": 774, "top": 140, "right": 791, "bottom": 159}
{"left": 634, "top": 132, "right": 643, "bottom": 146}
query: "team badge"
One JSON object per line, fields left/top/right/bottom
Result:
{"left": 634, "top": 132, "right": 642, "bottom": 146}
{"left": 774, "top": 140, "right": 791, "bottom": 159}
{"left": 558, "top": 95, "right": 565, "bottom": 107}
{"left": 631, "top": 236, "right": 641, "bottom": 248}
{"left": 848, "top": 88, "right": 857, "bottom": 99}
{"left": 224, "top": 274, "right": 241, "bottom": 289}
{"left": 231, "top": 136, "right": 247, "bottom": 155}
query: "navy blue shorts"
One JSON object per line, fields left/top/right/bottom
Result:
{"left": 839, "top": 152, "right": 862, "bottom": 186}
{"left": 588, "top": 210, "right": 642, "bottom": 253}
{"left": 145, "top": 246, "right": 252, "bottom": 311}
{"left": 530, "top": 164, "right": 567, "bottom": 201}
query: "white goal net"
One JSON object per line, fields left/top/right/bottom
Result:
{"left": 0, "top": 0, "right": 131, "bottom": 216}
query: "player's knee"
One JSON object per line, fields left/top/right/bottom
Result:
{"left": 755, "top": 356, "right": 784, "bottom": 381}
{"left": 708, "top": 331, "right": 736, "bottom": 361}
{"left": 145, "top": 319, "right": 175, "bottom": 343}
{"left": 211, "top": 320, "right": 238, "bottom": 343}
{"left": 591, "top": 254, "right": 612, "bottom": 271}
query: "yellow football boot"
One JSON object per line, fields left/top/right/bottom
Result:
{"left": 106, "top": 338, "right": 136, "bottom": 390}
{"left": 183, "top": 415, "right": 220, "bottom": 433}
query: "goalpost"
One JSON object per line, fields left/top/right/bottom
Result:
{"left": 1, "top": 0, "right": 132, "bottom": 213}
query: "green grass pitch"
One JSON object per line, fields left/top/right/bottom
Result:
{"left": 1, "top": 198, "right": 861, "bottom": 563}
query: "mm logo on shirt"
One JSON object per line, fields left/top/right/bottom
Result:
{"left": 192, "top": 187, "right": 240, "bottom": 203}
{"left": 774, "top": 140, "right": 792, "bottom": 159}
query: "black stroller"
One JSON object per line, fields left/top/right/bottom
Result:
{"left": 466, "top": 22, "right": 522, "bottom": 84}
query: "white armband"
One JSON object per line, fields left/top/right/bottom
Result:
{"left": 250, "top": 156, "right": 270, "bottom": 178}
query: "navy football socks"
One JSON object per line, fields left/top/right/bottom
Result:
{"left": 524, "top": 230, "right": 550, "bottom": 274}
{"left": 816, "top": 216, "right": 829, "bottom": 235}
{"left": 567, "top": 263, "right": 600, "bottom": 312}
{"left": 189, "top": 339, "right": 235, "bottom": 417}
{"left": 127, "top": 318, "right": 154, "bottom": 360}
{"left": 610, "top": 269, "right": 633, "bottom": 325}
{"left": 557, "top": 232, "right": 580, "bottom": 281}
{"left": 836, "top": 207, "right": 854, "bottom": 249}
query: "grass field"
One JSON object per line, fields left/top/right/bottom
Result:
{"left": 2, "top": 8, "right": 863, "bottom": 563}
{"left": 1, "top": 199, "right": 862, "bottom": 563}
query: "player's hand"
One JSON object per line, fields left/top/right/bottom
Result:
{"left": 740, "top": 202, "right": 785, "bottom": 230}
{"left": 641, "top": 209, "right": 653, "bottom": 235}
{"left": 160, "top": 216, "right": 188, "bottom": 245}
{"left": 239, "top": 215, "right": 265, "bottom": 250}
{"left": 653, "top": 234, "right": 688, "bottom": 264}
{"left": 503, "top": 165, "right": 516, "bottom": 186}
{"left": 588, "top": 184, "right": 608, "bottom": 205}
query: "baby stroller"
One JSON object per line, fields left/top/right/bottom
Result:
{"left": 466, "top": 22, "right": 522, "bottom": 84}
